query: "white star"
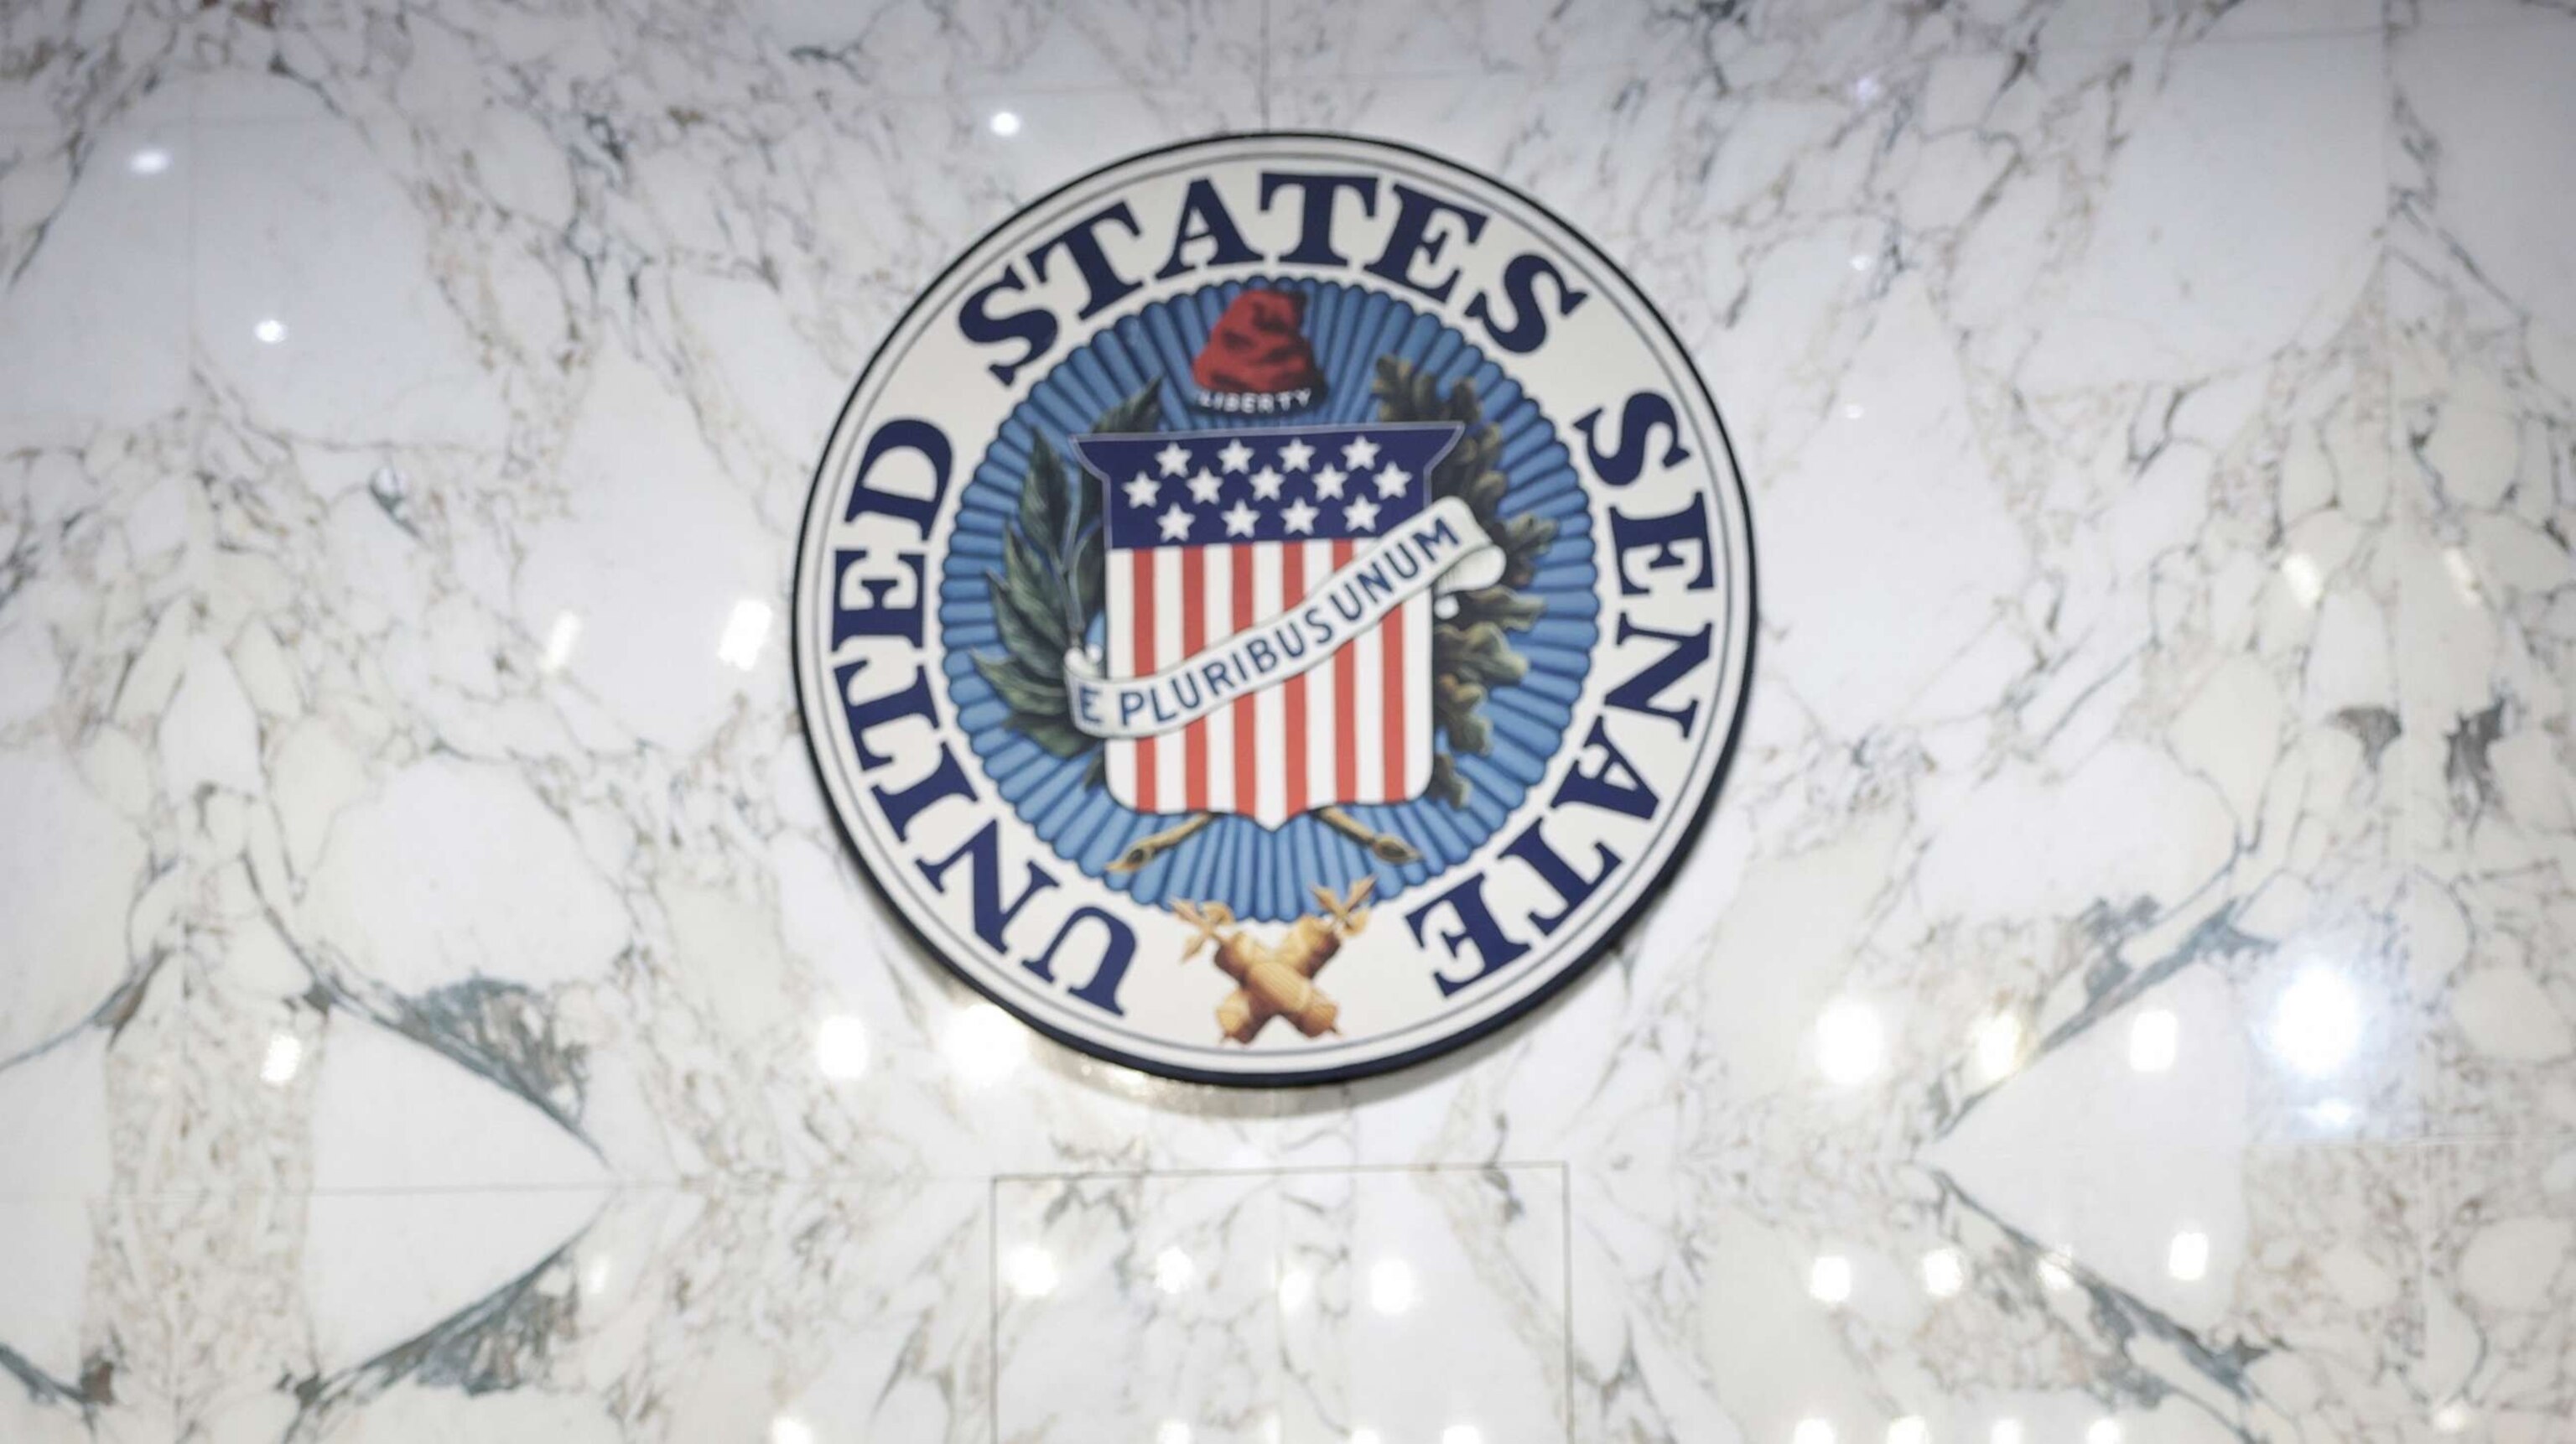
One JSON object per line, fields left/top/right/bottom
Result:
{"left": 1277, "top": 437, "right": 1316, "bottom": 472}
{"left": 1187, "top": 468, "right": 1223, "bottom": 505}
{"left": 1249, "top": 466, "right": 1284, "bottom": 500}
{"left": 1216, "top": 439, "right": 1254, "bottom": 474}
{"left": 1280, "top": 498, "right": 1319, "bottom": 534}
{"left": 1155, "top": 442, "right": 1192, "bottom": 477}
{"left": 1340, "top": 435, "right": 1380, "bottom": 470}
{"left": 1221, "top": 500, "right": 1259, "bottom": 537}
{"left": 1343, "top": 496, "right": 1381, "bottom": 532}
{"left": 1156, "top": 503, "right": 1195, "bottom": 541}
{"left": 1312, "top": 465, "right": 1349, "bottom": 499}
{"left": 1374, "top": 462, "right": 1412, "bottom": 497}
{"left": 1123, "top": 473, "right": 1160, "bottom": 508}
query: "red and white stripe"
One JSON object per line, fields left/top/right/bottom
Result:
{"left": 1104, "top": 539, "right": 1432, "bottom": 826}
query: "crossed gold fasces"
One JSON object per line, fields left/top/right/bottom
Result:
{"left": 1172, "top": 877, "right": 1376, "bottom": 1045}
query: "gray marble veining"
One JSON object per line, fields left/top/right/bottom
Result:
{"left": 0, "top": 2, "right": 2571, "bottom": 1441}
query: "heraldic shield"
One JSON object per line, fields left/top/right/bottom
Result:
{"left": 1065, "top": 422, "right": 1473, "bottom": 827}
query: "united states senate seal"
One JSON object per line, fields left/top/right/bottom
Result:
{"left": 792, "top": 133, "right": 1753, "bottom": 1085}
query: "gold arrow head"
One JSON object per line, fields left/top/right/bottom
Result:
{"left": 1368, "top": 834, "right": 1421, "bottom": 865}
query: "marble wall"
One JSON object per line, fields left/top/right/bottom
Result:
{"left": 1, "top": 1, "right": 2572, "bottom": 1441}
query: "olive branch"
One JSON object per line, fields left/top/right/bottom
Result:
{"left": 1372, "top": 357, "right": 1555, "bottom": 807}
{"left": 971, "top": 380, "right": 1163, "bottom": 765}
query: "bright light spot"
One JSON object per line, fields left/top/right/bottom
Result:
{"left": 2309, "top": 1097, "right": 2358, "bottom": 1130}
{"left": 815, "top": 1014, "right": 869, "bottom": 1081}
{"left": 2087, "top": 1420, "right": 2126, "bottom": 1444}
{"left": 2270, "top": 968, "right": 2364, "bottom": 1078}
{"left": 1887, "top": 1420, "right": 1929, "bottom": 1444}
{"left": 1990, "top": 1421, "right": 2023, "bottom": 1444}
{"left": 1816, "top": 998, "right": 1885, "bottom": 1086}
{"left": 1842, "top": 402, "right": 1867, "bottom": 421}
{"left": 1975, "top": 1014, "right": 2023, "bottom": 1081}
{"left": 1261, "top": 1415, "right": 1281, "bottom": 1444}
{"left": 1153, "top": 1246, "right": 1195, "bottom": 1295}
{"left": 580, "top": 1254, "right": 613, "bottom": 1297}
{"left": 945, "top": 1003, "right": 1026, "bottom": 1086}
{"left": 1368, "top": 1259, "right": 1417, "bottom": 1315}
{"left": 2038, "top": 1250, "right": 2075, "bottom": 1292}
{"left": 1921, "top": 1247, "right": 1965, "bottom": 1299}
{"left": 1003, "top": 1245, "right": 1057, "bottom": 1298}
{"left": 769, "top": 1419, "right": 814, "bottom": 1444}
{"left": 1440, "top": 1427, "right": 1483, "bottom": 1444}
{"left": 1156, "top": 1423, "right": 1192, "bottom": 1444}
{"left": 540, "top": 610, "right": 583, "bottom": 673}
{"left": 2280, "top": 551, "right": 2324, "bottom": 609}
{"left": 2442, "top": 547, "right": 2484, "bottom": 607}
{"left": 1349, "top": 1430, "right": 1382, "bottom": 1444}
{"left": 1808, "top": 1254, "right": 1852, "bottom": 1305}
{"left": 1277, "top": 1267, "right": 1312, "bottom": 1312}
{"left": 989, "top": 110, "right": 1022, "bottom": 137}
{"left": 253, "top": 317, "right": 288, "bottom": 345}
{"left": 1853, "top": 73, "right": 1883, "bottom": 103}
{"left": 2167, "top": 1230, "right": 2210, "bottom": 1282}
{"left": 2432, "top": 1402, "right": 2475, "bottom": 1434}
{"left": 1850, "top": 252, "right": 1874, "bottom": 272}
{"left": 127, "top": 146, "right": 171, "bottom": 175}
{"left": 260, "top": 1034, "right": 304, "bottom": 1085}
{"left": 717, "top": 597, "right": 773, "bottom": 671}
{"left": 2128, "top": 1008, "right": 2178, "bottom": 1073}
{"left": 1793, "top": 1420, "right": 1838, "bottom": 1444}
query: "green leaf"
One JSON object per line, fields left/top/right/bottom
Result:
{"left": 1428, "top": 754, "right": 1468, "bottom": 807}
{"left": 1018, "top": 437, "right": 1068, "bottom": 561}
{"left": 1094, "top": 379, "right": 1163, "bottom": 438}
{"left": 973, "top": 652, "right": 1067, "bottom": 717}
{"left": 1010, "top": 710, "right": 1095, "bottom": 759}
{"left": 1448, "top": 709, "right": 1492, "bottom": 756}
{"left": 1067, "top": 522, "right": 1104, "bottom": 631}
{"left": 1372, "top": 356, "right": 1406, "bottom": 402}
{"left": 995, "top": 538, "right": 1070, "bottom": 655}
{"left": 989, "top": 581, "right": 1063, "bottom": 670}
{"left": 1452, "top": 587, "right": 1546, "bottom": 633}
{"left": 963, "top": 380, "right": 1170, "bottom": 770}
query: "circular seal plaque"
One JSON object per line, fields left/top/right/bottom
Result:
{"left": 794, "top": 133, "right": 1753, "bottom": 1085}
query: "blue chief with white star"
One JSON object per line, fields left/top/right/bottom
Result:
{"left": 1071, "top": 423, "right": 1464, "bottom": 551}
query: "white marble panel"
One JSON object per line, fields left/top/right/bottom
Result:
{"left": 0, "top": 748, "right": 147, "bottom": 1062}
{"left": 2391, "top": 0, "right": 2576, "bottom": 29}
{"left": 19, "top": 1178, "right": 993, "bottom": 1442}
{"left": 1268, "top": 0, "right": 2386, "bottom": 83}
{"left": 1278, "top": 1164, "right": 1566, "bottom": 1444}
{"left": 2386, "top": 3, "right": 2576, "bottom": 1140}
{"left": 996, "top": 1164, "right": 1567, "bottom": 1443}
{"left": 2423, "top": 1136, "right": 2576, "bottom": 1441}
{"left": 997, "top": 1170, "right": 1281, "bottom": 1441}
{"left": 1571, "top": 1140, "right": 2438, "bottom": 1444}
{"left": 0, "top": 1031, "right": 112, "bottom": 1392}
{"left": 0, "top": 97, "right": 190, "bottom": 440}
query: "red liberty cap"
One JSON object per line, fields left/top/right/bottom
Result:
{"left": 1189, "top": 288, "right": 1324, "bottom": 413}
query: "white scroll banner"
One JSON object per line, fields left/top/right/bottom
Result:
{"left": 1065, "top": 495, "right": 1504, "bottom": 741}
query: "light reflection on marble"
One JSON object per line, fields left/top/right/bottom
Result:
{"left": 1, "top": 0, "right": 2573, "bottom": 1441}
